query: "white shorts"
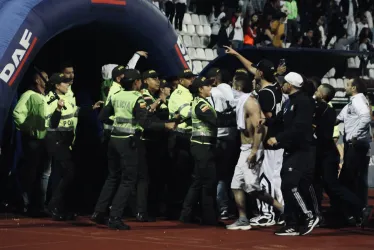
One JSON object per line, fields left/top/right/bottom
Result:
{"left": 231, "top": 144, "right": 264, "bottom": 193}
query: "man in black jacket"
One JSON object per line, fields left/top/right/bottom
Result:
{"left": 265, "top": 72, "right": 319, "bottom": 236}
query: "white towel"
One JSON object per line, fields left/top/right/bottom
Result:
{"left": 101, "top": 64, "right": 118, "bottom": 80}
{"left": 236, "top": 93, "right": 251, "bottom": 131}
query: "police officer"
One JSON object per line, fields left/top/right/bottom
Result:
{"left": 141, "top": 70, "right": 170, "bottom": 218}
{"left": 45, "top": 73, "right": 102, "bottom": 220}
{"left": 180, "top": 77, "right": 235, "bottom": 225}
{"left": 91, "top": 69, "right": 175, "bottom": 230}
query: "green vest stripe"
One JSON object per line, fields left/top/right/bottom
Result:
{"left": 191, "top": 97, "right": 217, "bottom": 138}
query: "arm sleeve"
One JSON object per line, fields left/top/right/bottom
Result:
{"left": 98, "top": 101, "right": 115, "bottom": 123}
{"left": 126, "top": 53, "right": 141, "bottom": 69}
{"left": 135, "top": 97, "right": 165, "bottom": 131}
{"left": 317, "top": 108, "right": 336, "bottom": 142}
{"left": 258, "top": 90, "right": 275, "bottom": 113}
{"left": 352, "top": 99, "right": 371, "bottom": 139}
{"left": 337, "top": 105, "right": 347, "bottom": 121}
{"left": 195, "top": 102, "right": 218, "bottom": 127}
{"left": 13, "top": 93, "right": 30, "bottom": 129}
{"left": 179, "top": 102, "right": 192, "bottom": 119}
{"left": 276, "top": 98, "right": 313, "bottom": 145}
{"left": 50, "top": 110, "right": 61, "bottom": 128}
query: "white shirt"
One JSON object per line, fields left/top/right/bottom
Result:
{"left": 210, "top": 12, "right": 226, "bottom": 35}
{"left": 337, "top": 93, "right": 371, "bottom": 143}
{"left": 208, "top": 87, "right": 233, "bottom": 138}
{"left": 217, "top": 83, "right": 234, "bottom": 102}
{"left": 233, "top": 16, "right": 244, "bottom": 41}
{"left": 175, "top": 0, "right": 187, "bottom": 4}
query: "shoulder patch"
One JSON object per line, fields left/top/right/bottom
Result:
{"left": 143, "top": 96, "right": 152, "bottom": 100}
{"left": 201, "top": 105, "right": 210, "bottom": 112}
{"left": 139, "top": 102, "right": 147, "bottom": 108}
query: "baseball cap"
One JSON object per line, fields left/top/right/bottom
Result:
{"left": 284, "top": 72, "right": 303, "bottom": 88}
{"left": 234, "top": 68, "right": 249, "bottom": 77}
{"left": 205, "top": 68, "right": 220, "bottom": 78}
{"left": 122, "top": 69, "right": 141, "bottom": 83}
{"left": 190, "top": 76, "right": 211, "bottom": 94}
{"left": 160, "top": 79, "right": 173, "bottom": 89}
{"left": 253, "top": 59, "right": 276, "bottom": 82}
{"left": 112, "top": 65, "right": 126, "bottom": 80}
{"left": 179, "top": 69, "right": 197, "bottom": 79}
{"left": 49, "top": 73, "right": 71, "bottom": 85}
{"left": 142, "top": 69, "right": 159, "bottom": 80}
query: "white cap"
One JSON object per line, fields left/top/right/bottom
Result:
{"left": 284, "top": 72, "right": 303, "bottom": 88}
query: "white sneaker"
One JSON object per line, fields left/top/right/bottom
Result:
{"left": 250, "top": 215, "right": 276, "bottom": 227}
{"left": 226, "top": 219, "right": 252, "bottom": 230}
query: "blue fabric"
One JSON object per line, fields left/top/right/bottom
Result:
{"left": 0, "top": 0, "right": 190, "bottom": 144}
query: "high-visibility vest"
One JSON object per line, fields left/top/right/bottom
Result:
{"left": 111, "top": 90, "right": 144, "bottom": 138}
{"left": 168, "top": 84, "right": 193, "bottom": 133}
{"left": 191, "top": 97, "right": 217, "bottom": 139}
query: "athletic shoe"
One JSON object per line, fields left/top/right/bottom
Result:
{"left": 250, "top": 215, "right": 276, "bottom": 227}
{"left": 276, "top": 214, "right": 285, "bottom": 225}
{"left": 226, "top": 219, "right": 252, "bottom": 230}
{"left": 360, "top": 206, "right": 372, "bottom": 229}
{"left": 220, "top": 211, "right": 229, "bottom": 220}
{"left": 275, "top": 225, "right": 300, "bottom": 236}
{"left": 299, "top": 216, "right": 319, "bottom": 236}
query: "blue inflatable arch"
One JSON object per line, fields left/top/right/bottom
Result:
{"left": 0, "top": 0, "right": 191, "bottom": 143}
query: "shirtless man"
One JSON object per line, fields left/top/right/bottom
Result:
{"left": 226, "top": 80, "right": 284, "bottom": 231}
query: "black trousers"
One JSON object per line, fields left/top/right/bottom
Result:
{"left": 45, "top": 133, "right": 75, "bottom": 212}
{"left": 135, "top": 136, "right": 149, "bottom": 215}
{"left": 19, "top": 136, "right": 48, "bottom": 210}
{"left": 95, "top": 137, "right": 138, "bottom": 218}
{"left": 340, "top": 141, "right": 370, "bottom": 207}
{"left": 167, "top": 132, "right": 194, "bottom": 215}
{"left": 181, "top": 143, "right": 217, "bottom": 225}
{"left": 281, "top": 149, "right": 315, "bottom": 225}
{"left": 175, "top": 3, "right": 186, "bottom": 31}
{"left": 165, "top": 1, "right": 175, "bottom": 24}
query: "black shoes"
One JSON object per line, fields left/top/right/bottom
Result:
{"left": 275, "top": 225, "right": 300, "bottom": 236}
{"left": 108, "top": 217, "right": 131, "bottom": 230}
{"left": 359, "top": 206, "right": 373, "bottom": 229}
{"left": 90, "top": 212, "right": 107, "bottom": 225}
{"left": 136, "top": 213, "right": 156, "bottom": 222}
{"left": 299, "top": 216, "right": 319, "bottom": 236}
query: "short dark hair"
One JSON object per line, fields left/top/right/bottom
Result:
{"left": 60, "top": 61, "right": 74, "bottom": 72}
{"left": 301, "top": 75, "right": 316, "bottom": 97}
{"left": 321, "top": 83, "right": 336, "bottom": 103}
{"left": 352, "top": 78, "right": 368, "bottom": 95}
{"left": 236, "top": 76, "right": 252, "bottom": 93}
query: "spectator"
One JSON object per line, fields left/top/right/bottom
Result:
{"left": 175, "top": 0, "right": 187, "bottom": 31}
{"left": 302, "top": 28, "right": 315, "bottom": 48}
{"left": 284, "top": 0, "right": 298, "bottom": 43}
{"left": 324, "top": 1, "right": 347, "bottom": 48}
{"left": 165, "top": 0, "right": 176, "bottom": 24}
{"left": 232, "top": 8, "right": 244, "bottom": 50}
{"left": 217, "top": 17, "right": 231, "bottom": 56}
{"left": 243, "top": 14, "right": 259, "bottom": 47}
{"left": 208, "top": 4, "right": 226, "bottom": 48}
{"left": 263, "top": 0, "right": 281, "bottom": 22}
{"left": 269, "top": 13, "right": 287, "bottom": 48}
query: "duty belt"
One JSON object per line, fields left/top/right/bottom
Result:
{"left": 47, "top": 127, "right": 74, "bottom": 132}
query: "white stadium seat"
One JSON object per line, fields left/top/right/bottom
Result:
{"left": 183, "top": 13, "right": 192, "bottom": 25}
{"left": 200, "top": 36, "right": 209, "bottom": 48}
{"left": 213, "top": 49, "right": 218, "bottom": 58}
{"left": 181, "top": 24, "right": 188, "bottom": 35}
{"left": 188, "top": 48, "right": 197, "bottom": 60}
{"left": 191, "top": 14, "right": 200, "bottom": 25}
{"left": 195, "top": 48, "right": 206, "bottom": 60}
{"left": 203, "top": 25, "right": 212, "bottom": 36}
{"left": 343, "top": 78, "right": 349, "bottom": 88}
{"left": 183, "top": 35, "right": 192, "bottom": 47}
{"left": 187, "top": 24, "right": 196, "bottom": 35}
{"left": 370, "top": 69, "right": 374, "bottom": 79}
{"left": 205, "top": 49, "right": 214, "bottom": 61}
{"left": 336, "top": 78, "right": 344, "bottom": 89}
{"left": 347, "top": 57, "right": 356, "bottom": 69}
{"left": 199, "top": 15, "right": 209, "bottom": 25}
{"left": 321, "top": 78, "right": 329, "bottom": 84}
{"left": 355, "top": 56, "right": 360, "bottom": 68}
{"left": 192, "top": 36, "right": 201, "bottom": 47}
{"left": 196, "top": 25, "right": 205, "bottom": 36}
{"left": 329, "top": 78, "right": 337, "bottom": 88}
{"left": 193, "top": 61, "right": 203, "bottom": 74}
{"left": 202, "top": 61, "right": 209, "bottom": 69}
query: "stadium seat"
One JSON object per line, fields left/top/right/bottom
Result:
{"left": 192, "top": 36, "right": 201, "bottom": 47}
{"left": 202, "top": 61, "right": 209, "bottom": 69}
{"left": 336, "top": 78, "right": 344, "bottom": 88}
{"left": 321, "top": 78, "right": 329, "bottom": 84}
{"left": 181, "top": 24, "right": 188, "bottom": 35}
{"left": 336, "top": 91, "right": 345, "bottom": 97}
{"left": 195, "top": 48, "right": 206, "bottom": 60}
{"left": 343, "top": 78, "right": 349, "bottom": 88}
{"left": 183, "top": 13, "right": 192, "bottom": 25}
{"left": 196, "top": 25, "right": 205, "bottom": 36}
{"left": 187, "top": 24, "right": 196, "bottom": 35}
{"left": 203, "top": 25, "right": 212, "bottom": 36}
{"left": 329, "top": 78, "right": 337, "bottom": 88}
{"left": 213, "top": 49, "right": 218, "bottom": 58}
{"left": 188, "top": 48, "right": 197, "bottom": 60}
{"left": 193, "top": 60, "right": 203, "bottom": 74}
{"left": 183, "top": 35, "right": 192, "bottom": 47}
{"left": 199, "top": 15, "right": 209, "bottom": 25}
{"left": 205, "top": 49, "right": 214, "bottom": 61}
{"left": 347, "top": 57, "right": 356, "bottom": 68}
{"left": 355, "top": 56, "right": 361, "bottom": 68}
{"left": 200, "top": 36, "right": 209, "bottom": 48}
{"left": 370, "top": 69, "right": 374, "bottom": 79}
{"left": 191, "top": 14, "right": 200, "bottom": 25}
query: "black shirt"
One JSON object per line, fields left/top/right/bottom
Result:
{"left": 258, "top": 82, "right": 283, "bottom": 149}
{"left": 269, "top": 91, "right": 314, "bottom": 152}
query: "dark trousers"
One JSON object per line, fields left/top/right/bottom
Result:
{"left": 208, "top": 35, "right": 218, "bottom": 48}
{"left": 19, "top": 136, "right": 47, "bottom": 210}
{"left": 340, "top": 141, "right": 370, "bottom": 207}
{"left": 145, "top": 139, "right": 169, "bottom": 215}
{"left": 286, "top": 19, "right": 298, "bottom": 43}
{"left": 314, "top": 149, "right": 365, "bottom": 217}
{"left": 181, "top": 143, "right": 217, "bottom": 224}
{"left": 95, "top": 137, "right": 138, "bottom": 217}
{"left": 135, "top": 136, "right": 149, "bottom": 214}
{"left": 175, "top": 3, "right": 186, "bottom": 31}
{"left": 45, "top": 133, "right": 75, "bottom": 212}
{"left": 281, "top": 149, "right": 315, "bottom": 225}
{"left": 165, "top": 1, "right": 175, "bottom": 24}
{"left": 167, "top": 132, "right": 194, "bottom": 215}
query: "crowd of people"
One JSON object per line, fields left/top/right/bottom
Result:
{"left": 4, "top": 43, "right": 372, "bottom": 236}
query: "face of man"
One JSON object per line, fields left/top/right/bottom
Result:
{"left": 63, "top": 67, "right": 74, "bottom": 85}
{"left": 281, "top": 82, "right": 292, "bottom": 94}
{"left": 200, "top": 85, "right": 212, "bottom": 98}
{"left": 146, "top": 77, "right": 160, "bottom": 92}
{"left": 161, "top": 87, "right": 171, "bottom": 97}
{"left": 345, "top": 79, "right": 355, "bottom": 96}
{"left": 134, "top": 79, "right": 142, "bottom": 91}
{"left": 314, "top": 85, "right": 325, "bottom": 101}
{"left": 180, "top": 77, "right": 194, "bottom": 88}
{"left": 36, "top": 72, "right": 48, "bottom": 89}
{"left": 255, "top": 69, "right": 263, "bottom": 80}
{"left": 56, "top": 82, "right": 70, "bottom": 94}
